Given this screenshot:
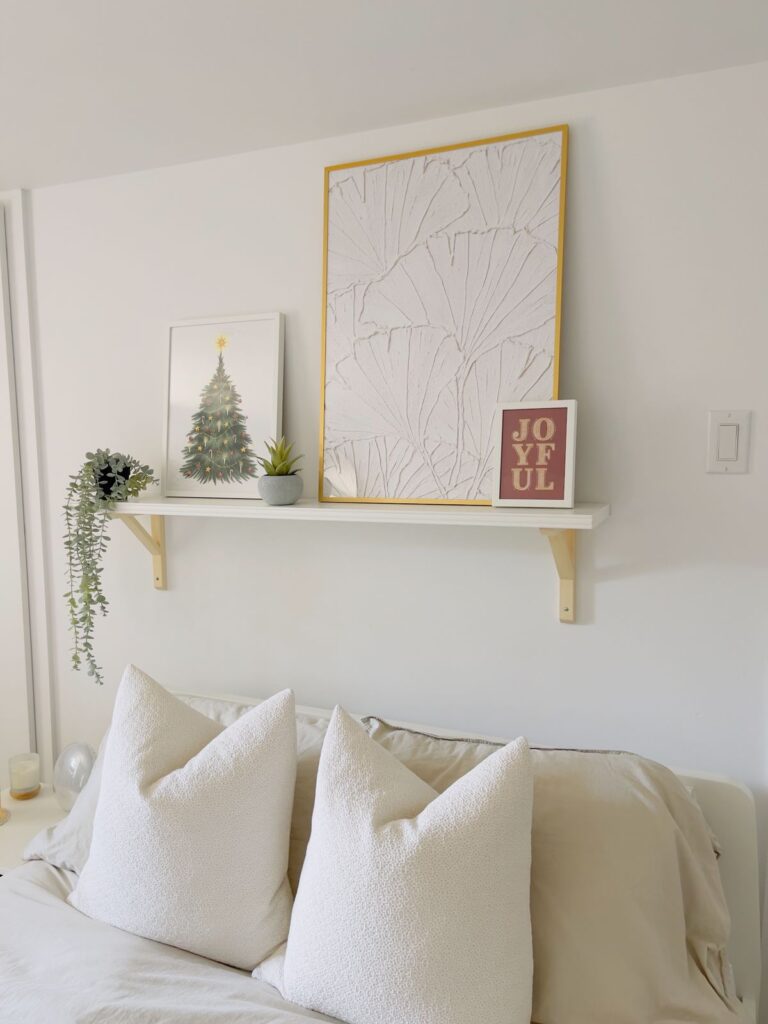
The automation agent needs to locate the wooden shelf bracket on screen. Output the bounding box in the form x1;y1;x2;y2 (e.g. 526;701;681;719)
112;513;167;590
540;528;576;623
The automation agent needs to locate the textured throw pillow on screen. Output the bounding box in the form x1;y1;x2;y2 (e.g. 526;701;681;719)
159;695;331;893
364;717;740;1024
27;696;329;892
276;707;534;1024
69;666;297;969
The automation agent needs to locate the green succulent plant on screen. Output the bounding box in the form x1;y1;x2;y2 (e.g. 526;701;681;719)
64;450;157;684
256;436;303;476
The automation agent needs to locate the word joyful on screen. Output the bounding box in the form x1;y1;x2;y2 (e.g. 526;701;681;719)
508;417;557;491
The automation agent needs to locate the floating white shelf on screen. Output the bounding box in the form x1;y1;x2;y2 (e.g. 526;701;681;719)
110;498;610;623
113;497;608;529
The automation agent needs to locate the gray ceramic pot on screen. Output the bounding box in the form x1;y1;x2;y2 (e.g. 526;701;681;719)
258;473;303;506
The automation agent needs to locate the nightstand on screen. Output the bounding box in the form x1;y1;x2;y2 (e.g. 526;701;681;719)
0;784;65;875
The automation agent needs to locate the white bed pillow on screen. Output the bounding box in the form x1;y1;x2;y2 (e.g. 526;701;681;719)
23;732;106;873
69;665;296;970
274;707;533;1024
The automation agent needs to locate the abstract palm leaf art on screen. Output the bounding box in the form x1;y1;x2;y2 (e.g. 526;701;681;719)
320;126;567;503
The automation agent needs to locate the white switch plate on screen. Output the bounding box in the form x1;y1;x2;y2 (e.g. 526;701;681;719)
706;410;750;473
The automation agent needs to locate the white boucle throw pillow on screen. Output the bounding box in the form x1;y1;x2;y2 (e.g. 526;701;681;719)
274;707;533;1024
69;665;296;969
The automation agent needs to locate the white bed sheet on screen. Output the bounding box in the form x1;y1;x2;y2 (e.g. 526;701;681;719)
1;858;755;1024
0;861;335;1024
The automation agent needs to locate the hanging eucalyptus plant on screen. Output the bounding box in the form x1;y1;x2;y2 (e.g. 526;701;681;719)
64;450;157;684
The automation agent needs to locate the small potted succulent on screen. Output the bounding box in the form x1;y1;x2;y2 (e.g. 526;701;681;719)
256;437;303;506
64;450;157;684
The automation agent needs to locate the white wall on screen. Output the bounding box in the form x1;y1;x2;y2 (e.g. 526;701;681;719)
25;60;768;893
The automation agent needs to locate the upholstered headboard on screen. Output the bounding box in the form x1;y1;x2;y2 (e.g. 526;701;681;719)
675;769;761;1022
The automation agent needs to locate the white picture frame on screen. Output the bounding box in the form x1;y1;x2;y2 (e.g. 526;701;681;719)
163;313;284;499
491;399;576;507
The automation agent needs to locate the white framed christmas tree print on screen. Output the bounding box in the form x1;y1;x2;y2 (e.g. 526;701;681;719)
163;313;284;498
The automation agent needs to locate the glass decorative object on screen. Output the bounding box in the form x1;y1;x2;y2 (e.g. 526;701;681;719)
0;791;9;826
53;743;96;812
9;753;40;800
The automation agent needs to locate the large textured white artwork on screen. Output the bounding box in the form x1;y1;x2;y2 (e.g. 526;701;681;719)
320;125;567;504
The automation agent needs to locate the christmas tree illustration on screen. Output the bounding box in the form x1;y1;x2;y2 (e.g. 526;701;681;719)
180;336;258;485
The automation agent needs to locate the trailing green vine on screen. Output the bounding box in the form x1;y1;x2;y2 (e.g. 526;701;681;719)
64;450;157;684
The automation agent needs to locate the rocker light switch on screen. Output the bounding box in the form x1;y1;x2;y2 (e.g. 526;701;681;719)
707;410;750;473
717;423;739;461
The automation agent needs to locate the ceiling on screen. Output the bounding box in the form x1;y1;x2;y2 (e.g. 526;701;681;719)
2;0;767;190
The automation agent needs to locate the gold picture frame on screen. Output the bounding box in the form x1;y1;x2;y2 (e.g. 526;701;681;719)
319;124;568;505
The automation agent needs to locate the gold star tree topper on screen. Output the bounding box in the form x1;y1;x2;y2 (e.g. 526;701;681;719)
216;335;229;351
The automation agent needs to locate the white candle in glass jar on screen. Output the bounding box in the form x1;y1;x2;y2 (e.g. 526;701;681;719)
9;753;40;795
14;763;37;788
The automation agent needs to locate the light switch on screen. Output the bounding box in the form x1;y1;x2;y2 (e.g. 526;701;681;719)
707;410;750;473
717;423;739;461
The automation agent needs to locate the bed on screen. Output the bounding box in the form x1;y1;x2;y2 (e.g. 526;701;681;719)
1;696;761;1024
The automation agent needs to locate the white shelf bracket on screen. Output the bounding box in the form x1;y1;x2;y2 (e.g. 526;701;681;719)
112;513;167;590
540;527;576;623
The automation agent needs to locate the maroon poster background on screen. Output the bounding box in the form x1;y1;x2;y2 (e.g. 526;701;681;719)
498;406;569;500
